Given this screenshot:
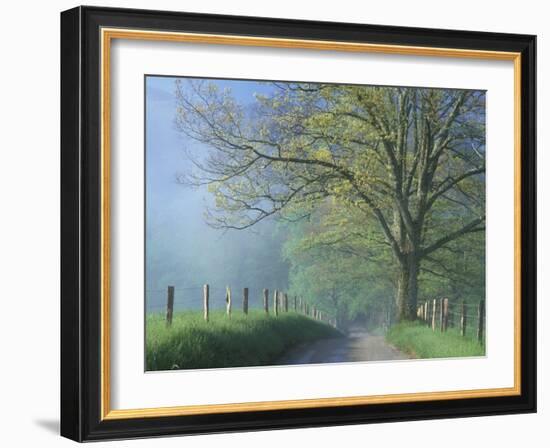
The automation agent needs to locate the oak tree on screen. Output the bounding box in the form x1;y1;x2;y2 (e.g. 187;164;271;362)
174;80;485;321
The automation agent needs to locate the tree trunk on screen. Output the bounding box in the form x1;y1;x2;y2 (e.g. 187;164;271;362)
396;252;419;322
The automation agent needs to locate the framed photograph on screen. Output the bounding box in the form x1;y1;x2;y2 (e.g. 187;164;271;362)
60;6;536;441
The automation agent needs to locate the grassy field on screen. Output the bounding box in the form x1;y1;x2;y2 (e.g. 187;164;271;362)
386;322;485;359
146;310;341;371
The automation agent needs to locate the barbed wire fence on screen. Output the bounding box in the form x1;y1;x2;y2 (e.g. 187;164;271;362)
416;298;485;344
146;284;338;329
147;285;483;341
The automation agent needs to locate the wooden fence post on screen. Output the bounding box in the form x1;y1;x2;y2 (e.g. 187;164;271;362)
263;288;269;314
442;298;449;332
460;300;467;337
424;301;429;325
225;286;232;318
431;299;437;331
477;299;485;343
273;290;279;316
203;284;209;322
438;298;444;332
243;287;249;315
293;295;297;311
284;293;288;312
166;285;174;327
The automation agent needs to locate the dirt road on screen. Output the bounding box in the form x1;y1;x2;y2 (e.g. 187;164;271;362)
278;327;410;365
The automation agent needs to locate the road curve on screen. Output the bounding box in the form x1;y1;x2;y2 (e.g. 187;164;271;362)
278;327;410;365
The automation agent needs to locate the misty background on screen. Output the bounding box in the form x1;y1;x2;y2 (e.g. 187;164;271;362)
145;76;289;313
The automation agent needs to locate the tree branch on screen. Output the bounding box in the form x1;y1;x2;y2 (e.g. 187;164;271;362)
420;217;485;257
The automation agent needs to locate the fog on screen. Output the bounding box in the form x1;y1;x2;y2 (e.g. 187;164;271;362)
145;77;290;313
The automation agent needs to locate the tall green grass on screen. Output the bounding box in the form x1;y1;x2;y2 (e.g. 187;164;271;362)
386;322;485;359
146;310;341;371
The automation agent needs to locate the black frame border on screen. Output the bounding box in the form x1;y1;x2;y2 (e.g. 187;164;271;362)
61;5;536;442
